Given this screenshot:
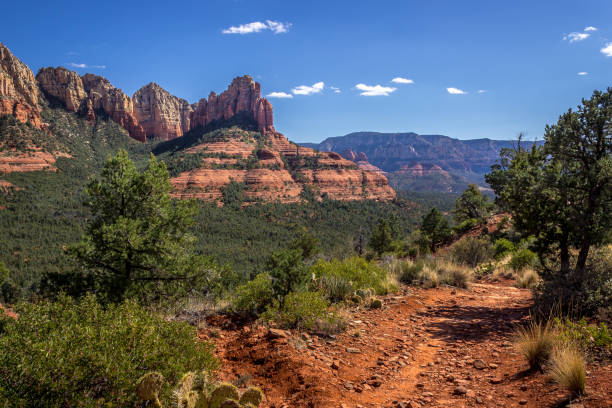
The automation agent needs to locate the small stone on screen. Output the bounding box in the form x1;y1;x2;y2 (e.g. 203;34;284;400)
520;384;528;391
473;359;486;369
519;400;527;405
453;386;468;395
331;360;340;370
346;347;361;354
489;363;498;369
490;377;503;384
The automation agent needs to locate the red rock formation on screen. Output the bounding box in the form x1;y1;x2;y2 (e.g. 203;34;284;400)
170;130;396;204
36;67;87;111
81;74;146;142
191;76;275;134
133;82;193;140
0;43;41;127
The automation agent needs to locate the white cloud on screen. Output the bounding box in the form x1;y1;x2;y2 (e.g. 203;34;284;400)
447;87;467;95
355;83;397;96
477;89;487;94
601;43;612;57
292;82;324;95
267;91;293;98
330;86;341;93
584;26;598;32
578;71;588;76
67;63;105;69
222;20;291;35
563;32;590;43
391;77;414;84
265;20;291;34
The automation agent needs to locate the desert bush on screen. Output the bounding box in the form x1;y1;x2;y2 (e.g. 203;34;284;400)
509;248;538;272
266;249;310;299
396;260;425;284
548;346;586;396
262;290;345;333
417;266;440;288
0;294;217;407
453;218;479;234
312;274;354;303
231;273;274;315
554;317;612;351
494;238;515;259
310;256;396;297
516;268;540;289
514;319;555;371
435;261;473;288
450;236;493;267
474;261;496;279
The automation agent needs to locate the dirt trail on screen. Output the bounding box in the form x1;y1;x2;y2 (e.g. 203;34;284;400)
203;281;612;408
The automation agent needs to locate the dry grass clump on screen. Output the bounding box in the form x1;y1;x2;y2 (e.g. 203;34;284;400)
516;268;540;289
435;260;473;289
514;319;556;371
417;266;439;288
548;346;586;396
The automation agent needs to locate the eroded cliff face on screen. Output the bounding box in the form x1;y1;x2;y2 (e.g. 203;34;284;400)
133;82;193;140
170;131;395;204
0;43;396;202
191;75;274;134
0;43;41;127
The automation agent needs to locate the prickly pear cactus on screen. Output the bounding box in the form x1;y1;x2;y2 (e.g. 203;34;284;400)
239;387;263;407
208;383;240;408
369;298;383;309
136;372;164;408
219;400;240;408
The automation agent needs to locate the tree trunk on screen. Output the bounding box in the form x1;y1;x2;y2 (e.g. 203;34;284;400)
559;231;570;275
575;237;591;276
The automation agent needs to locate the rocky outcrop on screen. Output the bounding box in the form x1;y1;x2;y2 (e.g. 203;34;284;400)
80;74;146;142
191;76;274;134
36;67;87;112
169;130;395;204
0;148;70;173
0;43;41;127
133;82;193;140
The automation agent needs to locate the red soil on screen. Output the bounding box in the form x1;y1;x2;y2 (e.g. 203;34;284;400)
203;281;612;408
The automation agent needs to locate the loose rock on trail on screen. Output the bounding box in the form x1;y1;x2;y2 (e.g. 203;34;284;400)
202;281;612;407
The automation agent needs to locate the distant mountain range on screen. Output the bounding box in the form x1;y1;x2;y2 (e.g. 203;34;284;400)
300;132;541;193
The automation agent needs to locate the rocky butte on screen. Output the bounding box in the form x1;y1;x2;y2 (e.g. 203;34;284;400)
0;42;395;202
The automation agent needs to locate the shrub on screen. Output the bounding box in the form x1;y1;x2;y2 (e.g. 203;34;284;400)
548;346;586;396
310;256;395;297
231;273;274;315
436;261;473;288
312;274;354;303
417;266;439;288
396;260;425;284
262;291;344;333
514;319;555;371
494;238;515;259
509;249;538;272
0;294;218;407
266;249;310;299
450;236;493;267
516;268;540;289
453;218;479;234
554;317;612;351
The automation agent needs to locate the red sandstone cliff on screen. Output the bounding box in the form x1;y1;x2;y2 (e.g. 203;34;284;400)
0;43;41;128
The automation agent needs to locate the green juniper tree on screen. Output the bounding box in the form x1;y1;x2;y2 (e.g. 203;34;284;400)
453;184;493;224
369;218;394;255
70;149;210;302
486;88;612;280
420;208;453;252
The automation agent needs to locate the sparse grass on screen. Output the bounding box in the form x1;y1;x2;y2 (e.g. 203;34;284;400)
548;346;587;396
516;268;540;289
435;260;473;288
417;266;439;288
514;319;556;371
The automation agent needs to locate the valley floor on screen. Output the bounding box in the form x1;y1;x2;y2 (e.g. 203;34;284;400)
202;282;612;408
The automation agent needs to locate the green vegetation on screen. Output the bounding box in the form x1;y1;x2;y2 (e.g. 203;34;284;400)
486;88;612;316
70;150;212;303
0;294;217;407
453;183;493;224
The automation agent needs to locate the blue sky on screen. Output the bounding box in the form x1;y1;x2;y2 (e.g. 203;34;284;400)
2;0;611;142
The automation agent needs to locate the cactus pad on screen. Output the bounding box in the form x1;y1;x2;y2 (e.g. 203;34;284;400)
239;387;263;407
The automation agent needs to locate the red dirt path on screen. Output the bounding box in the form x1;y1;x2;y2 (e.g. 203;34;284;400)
202;282;612;408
